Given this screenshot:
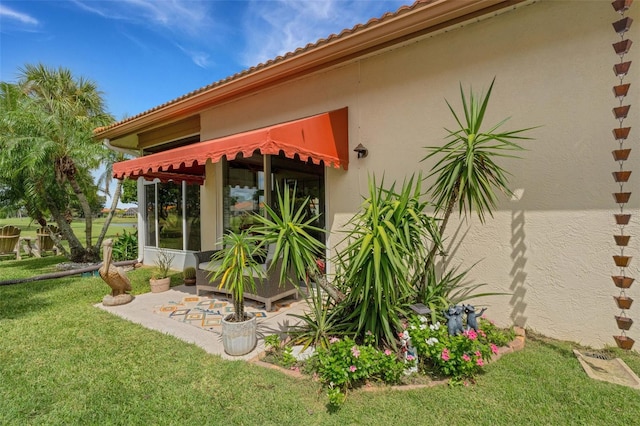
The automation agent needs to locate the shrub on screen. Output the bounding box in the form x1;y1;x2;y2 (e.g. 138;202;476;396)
308;334;406;407
111;229;138;261
406;314;511;382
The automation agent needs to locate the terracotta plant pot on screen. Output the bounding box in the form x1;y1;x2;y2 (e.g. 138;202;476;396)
613;61;632;77
615;316;633;331
612;275;635;288
612;127;631;140
613;39;633;55
612;0;633;13
613;255;632;267
614;296;634;310
612;149;631;162
613;335;635;350
613;192;631;203
184;277;196;286
613;83;630;98
613;171;632;182
614;213;631;225
612;17;633;35
613;105;630;120
614;235;631;246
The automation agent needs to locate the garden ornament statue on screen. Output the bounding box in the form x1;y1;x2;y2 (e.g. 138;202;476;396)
399;330;418;374
464;304;487;332
444;305;465;336
99;238;133;306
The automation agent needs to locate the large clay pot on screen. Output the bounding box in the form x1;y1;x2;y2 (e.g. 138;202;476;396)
221;313;257;356
150;277;171;293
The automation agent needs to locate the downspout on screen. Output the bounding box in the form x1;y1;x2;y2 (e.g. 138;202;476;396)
610;0;634;350
102;138;145;264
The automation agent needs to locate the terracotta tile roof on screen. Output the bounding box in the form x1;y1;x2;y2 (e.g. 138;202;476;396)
94;0;432;135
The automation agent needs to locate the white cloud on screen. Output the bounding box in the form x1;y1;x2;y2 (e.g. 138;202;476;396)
0;4;39;25
240;0;407;67
72;0;216;37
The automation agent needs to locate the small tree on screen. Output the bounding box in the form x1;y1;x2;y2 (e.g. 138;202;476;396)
420;78;536;293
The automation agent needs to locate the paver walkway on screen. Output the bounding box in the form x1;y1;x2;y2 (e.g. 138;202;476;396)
96;284;307;361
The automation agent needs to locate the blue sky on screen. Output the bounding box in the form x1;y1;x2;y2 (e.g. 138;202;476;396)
1;0;408;121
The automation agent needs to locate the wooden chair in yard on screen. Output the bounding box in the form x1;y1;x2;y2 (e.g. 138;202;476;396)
0;225;22;260
35;225;61;257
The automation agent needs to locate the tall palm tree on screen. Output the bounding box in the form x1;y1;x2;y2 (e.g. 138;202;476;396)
422;78;535;275
0;64;114;262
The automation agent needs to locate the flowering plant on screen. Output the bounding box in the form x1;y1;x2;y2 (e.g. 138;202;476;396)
406;314;509;382
309;333;405;406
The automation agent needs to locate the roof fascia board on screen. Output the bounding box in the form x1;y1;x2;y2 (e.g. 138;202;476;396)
97;0;525;141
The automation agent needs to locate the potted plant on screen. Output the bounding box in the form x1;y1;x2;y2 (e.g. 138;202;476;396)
183;266;196;286
208;230;265;356
150;248;174;293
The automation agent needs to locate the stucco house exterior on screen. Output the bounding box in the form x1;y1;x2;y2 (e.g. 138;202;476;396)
95;0;638;349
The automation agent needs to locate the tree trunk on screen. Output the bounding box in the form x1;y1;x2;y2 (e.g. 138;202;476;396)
94;178;123;252
66;172;93;248
311;270;346;303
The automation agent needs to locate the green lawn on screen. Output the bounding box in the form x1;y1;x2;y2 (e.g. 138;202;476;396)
0;216;137;243
1;258;639;424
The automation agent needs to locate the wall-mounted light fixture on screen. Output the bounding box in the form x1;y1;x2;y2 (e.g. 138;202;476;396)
354;143;368;159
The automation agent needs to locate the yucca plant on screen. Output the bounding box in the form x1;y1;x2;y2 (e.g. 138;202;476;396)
208;230;265;322
252;183;346;302
334;174;440;347
423;78;535;264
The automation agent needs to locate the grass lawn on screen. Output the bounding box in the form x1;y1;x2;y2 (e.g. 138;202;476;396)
0;216;137;246
1;258;639;424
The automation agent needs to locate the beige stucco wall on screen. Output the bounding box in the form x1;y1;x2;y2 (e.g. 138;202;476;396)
196;0;638;348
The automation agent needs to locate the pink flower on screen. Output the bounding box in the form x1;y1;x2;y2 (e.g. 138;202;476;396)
329;337;339;344
351;346;361;358
406;354;415;361
479;330;486;338
441;348;450;361
384;349;392;356
490;343;499;355
349;365;357;372
466;329;478;340
476;358;484;367
475;351;482;358
462;354;471;362
290;366;300;372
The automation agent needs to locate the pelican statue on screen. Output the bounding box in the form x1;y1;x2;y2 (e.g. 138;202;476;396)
99;238;133;306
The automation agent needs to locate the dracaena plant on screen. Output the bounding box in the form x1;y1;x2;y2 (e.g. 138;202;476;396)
421;78;536;286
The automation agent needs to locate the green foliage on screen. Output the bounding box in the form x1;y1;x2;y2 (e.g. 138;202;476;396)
263;335;298;368
120;178;138;204
252;183;325;286
309;334;405;407
153;249;174;280
0;64;115;262
407;315;511;382
110;229;138;261
287;284;344;351
334;175;440;346
423;78;535;224
208;230;265;322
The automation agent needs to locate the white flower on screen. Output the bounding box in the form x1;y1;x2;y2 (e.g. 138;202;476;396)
419;324;427;330
419;316;428;323
401;330;410;340
410;325;416;330
425;337;439;346
429;322;441;331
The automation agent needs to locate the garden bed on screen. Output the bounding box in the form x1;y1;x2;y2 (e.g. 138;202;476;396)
252;326;526;391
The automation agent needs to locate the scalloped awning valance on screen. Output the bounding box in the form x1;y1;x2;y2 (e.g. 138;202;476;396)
112;108;349;184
